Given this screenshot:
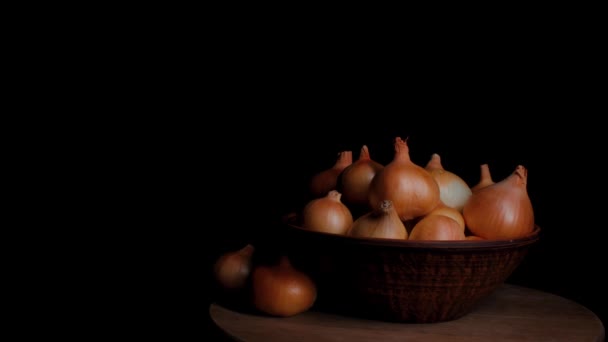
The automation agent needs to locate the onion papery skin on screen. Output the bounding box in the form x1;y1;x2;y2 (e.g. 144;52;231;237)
425;202;465;231
338;145;384;215
463;165;534;240
252;256;317;317
302;190;353;235
409;215;465;241
348;200;407;240
425;153;472;212
213;244;255;290
368;137;440;221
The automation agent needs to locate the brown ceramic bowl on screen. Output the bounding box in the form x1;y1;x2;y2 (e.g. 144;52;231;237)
282;215;540;323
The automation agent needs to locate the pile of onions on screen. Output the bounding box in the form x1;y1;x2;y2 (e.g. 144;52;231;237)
302;190;353;235
338;145;384;212
348;200;407;239
424;153;472;212
252;255;317;317
309;151;352;198
471;163;495;192
297;138;536;243
213;244;255;290
409;215;465;241
463;165;534;240
368;137;440;221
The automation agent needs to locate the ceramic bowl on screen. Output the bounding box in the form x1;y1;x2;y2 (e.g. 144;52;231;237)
282;215;540;323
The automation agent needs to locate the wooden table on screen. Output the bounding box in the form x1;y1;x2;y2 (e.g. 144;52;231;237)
210;284;605;342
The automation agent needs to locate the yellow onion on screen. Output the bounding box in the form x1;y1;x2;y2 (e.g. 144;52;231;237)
425;201;465;231
309;150;352;198
252;255;317;317
302;190;353;235
213;244;255;290
338;145;384;213
409;215;465;241
424;153;472;212
368;137;440;221
348;200;407;240
471;163;495;192
463;165;534;240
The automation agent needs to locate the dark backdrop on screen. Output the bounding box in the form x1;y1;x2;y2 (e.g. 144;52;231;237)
196;110;606;339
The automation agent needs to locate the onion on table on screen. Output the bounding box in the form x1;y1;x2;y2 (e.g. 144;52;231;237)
252;255;317;317
213;244;255;290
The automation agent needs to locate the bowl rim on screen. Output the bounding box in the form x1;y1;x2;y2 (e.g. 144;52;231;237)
283;214;541;250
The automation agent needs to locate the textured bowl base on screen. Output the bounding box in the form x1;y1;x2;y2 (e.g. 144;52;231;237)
308;279;506;323
284;219;540;323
